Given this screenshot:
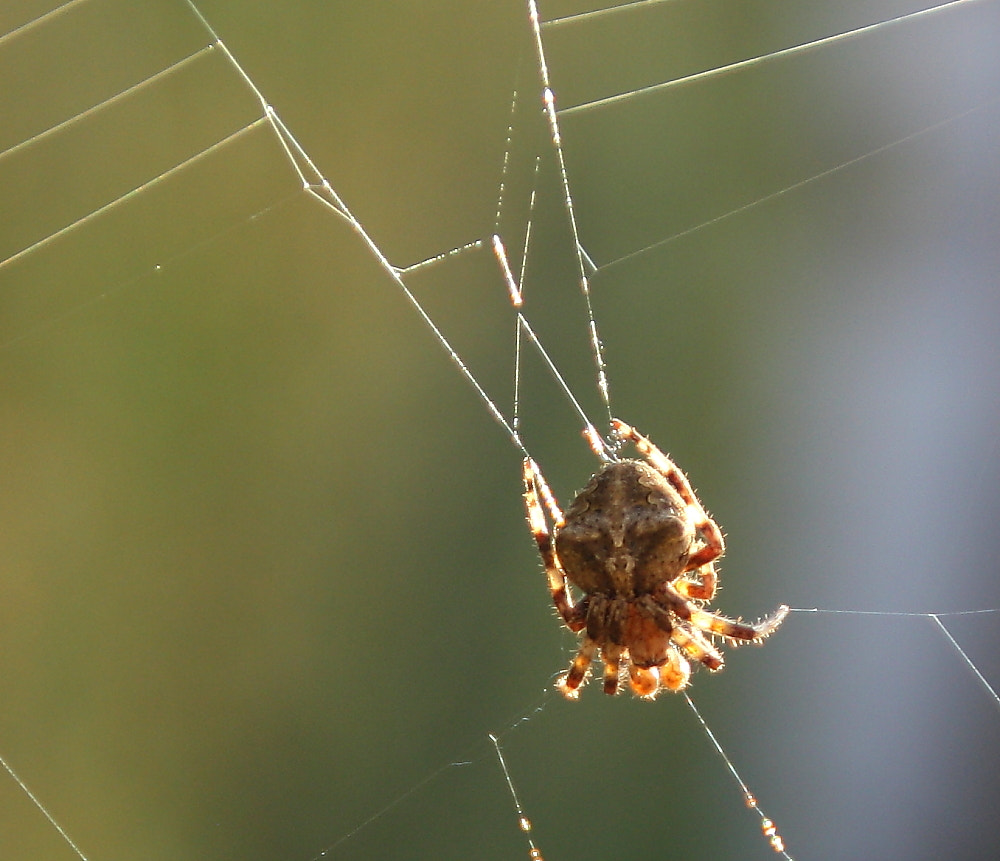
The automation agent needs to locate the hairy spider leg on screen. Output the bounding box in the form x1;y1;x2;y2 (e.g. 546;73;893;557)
668;620;725;670
659;584;790;642
557;636;598;698
601;643;625;695
674;563;718;602
659;648;691;692
522;458;585;632
628;662;661;697
524;458;602;697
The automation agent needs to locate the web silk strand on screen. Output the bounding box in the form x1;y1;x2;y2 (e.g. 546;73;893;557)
527;0;613;432
682;694;793;859
556;0;991;116
0;753;89;861
180;1;529;458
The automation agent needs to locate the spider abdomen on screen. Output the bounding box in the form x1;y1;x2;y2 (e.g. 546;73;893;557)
555;460;694;596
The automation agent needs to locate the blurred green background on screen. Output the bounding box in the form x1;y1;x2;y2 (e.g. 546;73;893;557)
2;1;1000;859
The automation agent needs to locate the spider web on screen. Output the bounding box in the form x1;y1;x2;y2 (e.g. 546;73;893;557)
2;1;1000;859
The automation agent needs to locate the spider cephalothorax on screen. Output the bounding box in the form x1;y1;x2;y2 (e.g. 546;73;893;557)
523;418;788;699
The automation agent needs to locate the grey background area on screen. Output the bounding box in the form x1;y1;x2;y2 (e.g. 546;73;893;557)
2;1;999;859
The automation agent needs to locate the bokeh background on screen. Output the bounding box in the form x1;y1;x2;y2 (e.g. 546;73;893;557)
2;1;1000;859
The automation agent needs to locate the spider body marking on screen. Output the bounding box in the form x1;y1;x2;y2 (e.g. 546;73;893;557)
523;418;788;699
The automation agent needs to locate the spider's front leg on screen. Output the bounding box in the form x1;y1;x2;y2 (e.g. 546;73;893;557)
557;636;599;699
522;458;585;632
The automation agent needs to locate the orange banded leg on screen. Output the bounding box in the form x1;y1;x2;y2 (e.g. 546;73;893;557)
557;637;598;699
660;648;691;692
628;663;660;698
601;643;625;695
674;561;718;602
669;621;724;671
523;458;584;631
660;585;789;643
687;605;789;641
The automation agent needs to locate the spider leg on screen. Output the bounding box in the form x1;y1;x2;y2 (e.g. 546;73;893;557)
674;561;718;602
669;620;724;670
557;636;599;699
659;648;691;692
601;643;625;695
660;584;789;642
611;418;724;575
628;662;660;698
523;458;585;632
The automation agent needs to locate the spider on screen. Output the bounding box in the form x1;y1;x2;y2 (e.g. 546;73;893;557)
523;418;788;699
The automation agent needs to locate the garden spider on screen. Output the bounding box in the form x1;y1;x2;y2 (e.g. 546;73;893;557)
523;419;788;699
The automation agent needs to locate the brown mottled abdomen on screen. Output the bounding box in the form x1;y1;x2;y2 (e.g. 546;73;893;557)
555;460;694;596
